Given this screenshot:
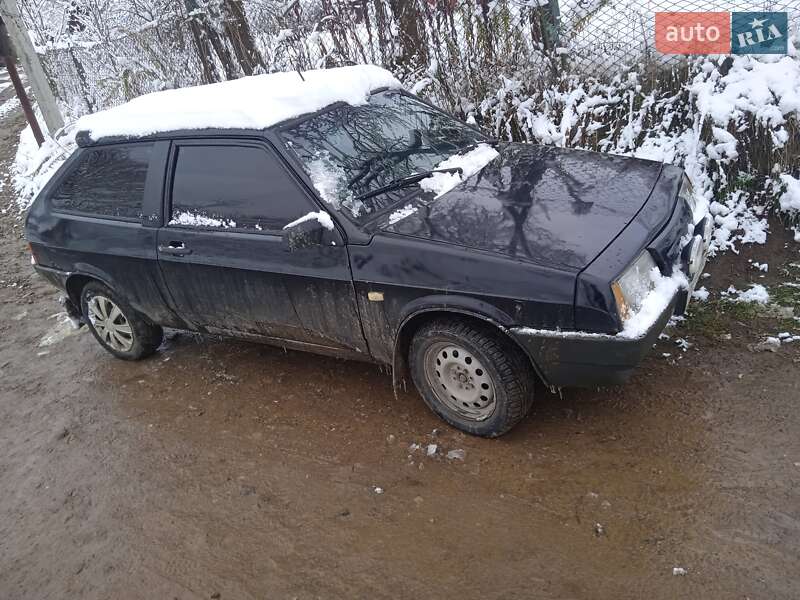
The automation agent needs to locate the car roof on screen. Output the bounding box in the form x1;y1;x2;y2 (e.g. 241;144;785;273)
74;65;400;147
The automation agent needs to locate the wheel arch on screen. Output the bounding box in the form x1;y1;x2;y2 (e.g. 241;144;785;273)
65;272;112;314
391;306;547;394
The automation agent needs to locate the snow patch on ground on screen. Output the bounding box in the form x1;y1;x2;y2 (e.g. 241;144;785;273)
419;143;499;198
38;312;82;347
76;65;401;141
728;284;770;304
283;211;334;231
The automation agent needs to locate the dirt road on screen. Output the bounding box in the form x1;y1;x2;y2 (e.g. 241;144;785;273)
1;106;799;600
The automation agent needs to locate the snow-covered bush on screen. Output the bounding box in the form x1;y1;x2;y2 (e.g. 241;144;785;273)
467;48;800;251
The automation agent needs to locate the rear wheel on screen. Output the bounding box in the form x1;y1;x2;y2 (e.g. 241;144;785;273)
80;281;163;360
409;318;535;437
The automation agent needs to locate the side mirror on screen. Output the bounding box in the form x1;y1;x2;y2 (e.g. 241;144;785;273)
282;213;337;251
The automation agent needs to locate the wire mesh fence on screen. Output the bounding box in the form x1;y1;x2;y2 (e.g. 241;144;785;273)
29;0;800;119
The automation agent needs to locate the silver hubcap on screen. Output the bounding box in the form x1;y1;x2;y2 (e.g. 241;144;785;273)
424;342;496;421
87;295;134;352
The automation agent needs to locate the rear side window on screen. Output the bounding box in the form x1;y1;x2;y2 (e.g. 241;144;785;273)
169;144;312;232
50;143;153;220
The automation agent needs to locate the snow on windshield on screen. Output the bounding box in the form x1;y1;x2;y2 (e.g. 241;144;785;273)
305;150;367;218
419;143;500;198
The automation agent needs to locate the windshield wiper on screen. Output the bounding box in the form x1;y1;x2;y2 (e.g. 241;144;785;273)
355;167;463;202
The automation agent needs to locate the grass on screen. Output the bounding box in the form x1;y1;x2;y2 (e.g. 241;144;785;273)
685;300;767;338
770;283;800;311
685;284;798;339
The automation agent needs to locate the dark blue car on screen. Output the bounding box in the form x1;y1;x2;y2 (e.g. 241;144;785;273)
25;77;711;436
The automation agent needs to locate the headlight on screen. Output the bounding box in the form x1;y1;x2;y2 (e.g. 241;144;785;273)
611;251;659;321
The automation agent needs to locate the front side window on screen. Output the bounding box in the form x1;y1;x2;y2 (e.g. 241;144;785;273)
169;144;311;232
50;143;152;220
282;90;485;222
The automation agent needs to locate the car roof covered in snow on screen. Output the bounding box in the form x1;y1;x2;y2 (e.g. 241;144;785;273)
74;65;401;146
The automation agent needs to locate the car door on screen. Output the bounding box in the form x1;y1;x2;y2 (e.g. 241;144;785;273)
156;137;368;353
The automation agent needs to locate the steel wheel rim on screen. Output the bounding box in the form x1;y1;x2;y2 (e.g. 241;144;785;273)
87;295;134;352
423;342;496;421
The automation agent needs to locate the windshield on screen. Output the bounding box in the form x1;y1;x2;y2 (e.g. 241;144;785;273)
281;90;486;222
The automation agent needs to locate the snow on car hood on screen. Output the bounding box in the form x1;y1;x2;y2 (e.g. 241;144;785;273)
76;65;401;141
383;143;666;270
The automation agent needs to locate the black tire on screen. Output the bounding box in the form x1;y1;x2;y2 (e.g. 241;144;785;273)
80;281;163;360
409;318;535;437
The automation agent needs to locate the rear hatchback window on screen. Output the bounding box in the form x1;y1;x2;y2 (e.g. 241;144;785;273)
50;143;153;221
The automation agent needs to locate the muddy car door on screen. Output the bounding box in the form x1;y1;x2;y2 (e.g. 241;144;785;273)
156;138;368;353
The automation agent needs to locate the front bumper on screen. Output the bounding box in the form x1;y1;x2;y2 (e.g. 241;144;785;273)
510;295;678;388
511;213;711;389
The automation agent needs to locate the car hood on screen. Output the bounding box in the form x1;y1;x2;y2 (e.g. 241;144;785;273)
380;143;665;270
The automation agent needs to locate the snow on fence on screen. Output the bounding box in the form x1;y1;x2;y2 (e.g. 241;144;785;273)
27;0;800;119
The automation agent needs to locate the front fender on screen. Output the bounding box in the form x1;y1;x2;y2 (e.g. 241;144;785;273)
390;297;545;394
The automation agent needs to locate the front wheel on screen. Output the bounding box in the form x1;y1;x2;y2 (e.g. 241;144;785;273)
81;281;163;360
409;319;535;437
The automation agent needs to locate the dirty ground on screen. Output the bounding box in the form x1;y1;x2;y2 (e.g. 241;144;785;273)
1;101;799;599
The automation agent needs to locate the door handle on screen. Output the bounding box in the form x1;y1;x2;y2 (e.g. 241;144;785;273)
158;242;192;256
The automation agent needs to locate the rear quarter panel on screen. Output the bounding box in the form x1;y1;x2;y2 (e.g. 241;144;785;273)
25;146;179;326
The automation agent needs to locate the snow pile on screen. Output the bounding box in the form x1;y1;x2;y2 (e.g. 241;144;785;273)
692;55;800;130
780;174;800;215
169;211;236;228
283;211;334;231
618;268;688;340
708;192;769;251
12;125;76;212
76;65;401;141
419;144;499;198
727;284;770;304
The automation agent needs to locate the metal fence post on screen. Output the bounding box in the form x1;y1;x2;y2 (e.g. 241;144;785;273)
542;0;561;51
